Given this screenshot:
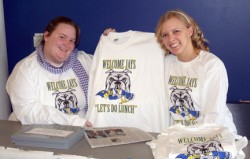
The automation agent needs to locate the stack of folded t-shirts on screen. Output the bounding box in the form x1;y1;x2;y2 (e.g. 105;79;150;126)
147;123;248;159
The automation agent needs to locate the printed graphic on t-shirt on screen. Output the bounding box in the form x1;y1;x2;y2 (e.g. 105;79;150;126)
96;59;136;104
46;78;78;91
169;86;200;126
46;78;80;115
96;69;134;104
175;140;231;159
52;88;79;114
94;59;138;114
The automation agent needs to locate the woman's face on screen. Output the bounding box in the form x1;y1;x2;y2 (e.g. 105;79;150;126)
160;17;193;57
43;23;76;66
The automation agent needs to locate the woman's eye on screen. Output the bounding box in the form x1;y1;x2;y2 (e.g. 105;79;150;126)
70;39;76;44
161;33;168;38
173;30;180;34
59;35;65;40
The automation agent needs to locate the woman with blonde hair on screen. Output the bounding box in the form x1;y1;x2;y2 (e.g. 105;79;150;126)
156;9;236;134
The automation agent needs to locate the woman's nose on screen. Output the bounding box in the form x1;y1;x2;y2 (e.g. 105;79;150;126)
168;34;175;42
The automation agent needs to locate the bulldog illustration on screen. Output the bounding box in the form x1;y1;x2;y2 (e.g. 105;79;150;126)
53;88;79;114
170;86;194;110
187;140;224;155
105;69;131;93
96;69;134;104
176;140;231;159
169;86;200;121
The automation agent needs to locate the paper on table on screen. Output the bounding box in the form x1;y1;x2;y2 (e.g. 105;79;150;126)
0;147;97;159
53;154;97;159
25;127;73;137
0;147;53;159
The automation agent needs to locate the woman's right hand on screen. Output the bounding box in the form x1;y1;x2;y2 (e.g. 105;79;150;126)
84;120;92;127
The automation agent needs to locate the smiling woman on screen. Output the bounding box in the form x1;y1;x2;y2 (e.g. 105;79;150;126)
43;18;78;67
155;9;237;134
6;16;93;127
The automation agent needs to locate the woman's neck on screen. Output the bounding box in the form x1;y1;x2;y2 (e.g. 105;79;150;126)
44;53;64;67
177;48;200;62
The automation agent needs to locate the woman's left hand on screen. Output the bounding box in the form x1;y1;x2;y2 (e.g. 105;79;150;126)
103;28;116;36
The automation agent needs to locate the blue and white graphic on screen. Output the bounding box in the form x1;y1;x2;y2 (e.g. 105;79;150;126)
169;86;200;122
53;89;79;114
175;140;231;159
96;69;134;104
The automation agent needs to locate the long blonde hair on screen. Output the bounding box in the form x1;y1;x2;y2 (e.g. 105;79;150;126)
155;9;209;53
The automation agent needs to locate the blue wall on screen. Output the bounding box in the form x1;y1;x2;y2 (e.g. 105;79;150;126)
3;0;250;102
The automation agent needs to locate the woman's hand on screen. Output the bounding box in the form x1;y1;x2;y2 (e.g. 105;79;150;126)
103;28;116;36
84;120;92;127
